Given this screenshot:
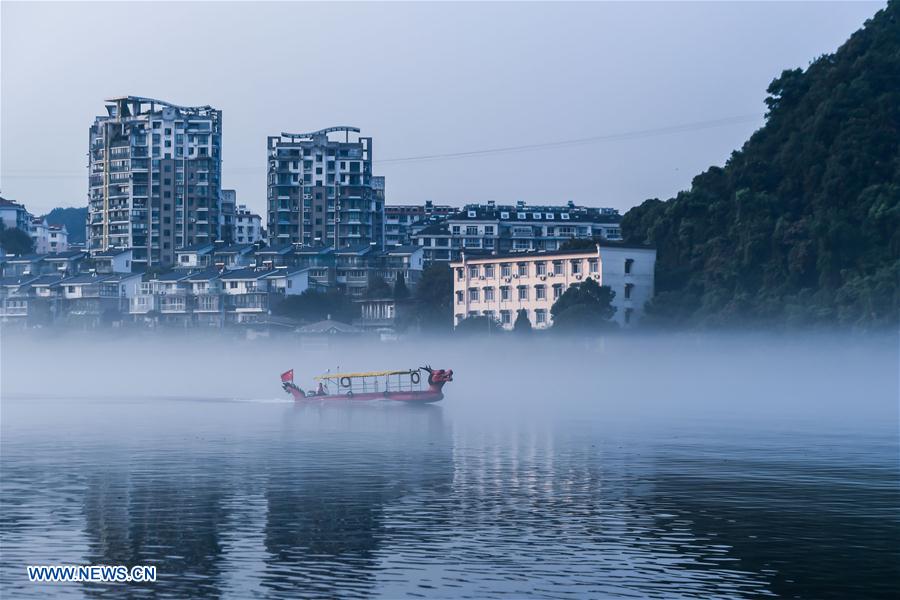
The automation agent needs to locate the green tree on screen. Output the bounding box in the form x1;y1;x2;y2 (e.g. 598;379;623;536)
454;314;501;336
620;1;900;329
513;308;532;333
551;278;616;320
558;238;600;251
0;224;35;255
550;278;617;332
274;289;356;323
409;263;454;332
42;207;87;244
393;272;410;300
366;275;392;298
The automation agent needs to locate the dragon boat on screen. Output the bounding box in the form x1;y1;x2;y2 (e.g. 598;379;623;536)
280;366;453;403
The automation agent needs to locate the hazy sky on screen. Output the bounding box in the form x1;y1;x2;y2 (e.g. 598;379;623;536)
1;1;884;217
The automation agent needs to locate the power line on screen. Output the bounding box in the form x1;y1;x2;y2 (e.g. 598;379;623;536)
375;114;763;164
0;114;763;180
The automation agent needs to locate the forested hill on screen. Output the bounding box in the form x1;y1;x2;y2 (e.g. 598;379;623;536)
42;207;87;244
621;1;899;328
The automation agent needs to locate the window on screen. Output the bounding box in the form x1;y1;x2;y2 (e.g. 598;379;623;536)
552;261;563;275
501;286;510;301
452;225;461;235
468;288;479;302
517;263;528;277
500;310;511;324
456;268;464;280
571;260;582;275
561;213;570;220
456;291;464;304
535;309;547;324
484;264;495;278
624;283;634;299
466;226;478;235
484;287;495;301
589;259;599;273
500;212;510;219
518;286;528;301
536;262;546;276
484;225;494;235
625;258;634;275
501;264;511;278
468;266;478;278
517;213;526;220
535;285;546;300
546;213;554;220
467;210;476;218
229;281;237;289
533;212;542;220
553;284;563;299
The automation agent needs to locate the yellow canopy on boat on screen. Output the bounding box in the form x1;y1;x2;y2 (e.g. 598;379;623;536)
314;369;418;381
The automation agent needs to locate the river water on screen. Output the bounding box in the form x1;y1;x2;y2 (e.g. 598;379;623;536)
1;334;898;598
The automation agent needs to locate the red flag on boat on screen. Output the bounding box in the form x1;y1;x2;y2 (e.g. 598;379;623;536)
281;369;294;383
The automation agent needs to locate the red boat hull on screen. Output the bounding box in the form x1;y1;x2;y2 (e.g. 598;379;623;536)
286;386;444;403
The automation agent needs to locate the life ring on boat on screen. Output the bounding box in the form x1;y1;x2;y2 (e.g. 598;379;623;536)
410;371;420;385
346;390;354;398
340;376;352;388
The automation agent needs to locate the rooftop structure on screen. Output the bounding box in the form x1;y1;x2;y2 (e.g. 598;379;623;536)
267;126;384;249
413;200;623;263
87;95;223;268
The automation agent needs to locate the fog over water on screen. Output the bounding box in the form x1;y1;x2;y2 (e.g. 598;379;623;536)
1;332;898;598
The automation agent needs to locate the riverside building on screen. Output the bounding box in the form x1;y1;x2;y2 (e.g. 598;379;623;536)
413;201;622;263
266;127;384;249
87;96;223;269
450;243;656;329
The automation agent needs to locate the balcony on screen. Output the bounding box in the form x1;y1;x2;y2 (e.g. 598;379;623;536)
159;295;188;314
194;294;221;313
129;295;157;314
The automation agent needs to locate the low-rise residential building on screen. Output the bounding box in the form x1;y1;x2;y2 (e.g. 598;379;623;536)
0;274;42;323
294;246;336;289
253;244;295;269
2;255;45;277
42;251;87;275
334;245;377;298
93;248;133;274
450;243;655;330
58;272;142;325
375;245;425;288
0;197;32;232
29;218;69;254
220;189;237;244
414;201;622;263
175;243;216;269
385;201;455;246
212;244;255;270
234;204;263;245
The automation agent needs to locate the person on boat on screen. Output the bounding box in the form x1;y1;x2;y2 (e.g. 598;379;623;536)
315;382;327;396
